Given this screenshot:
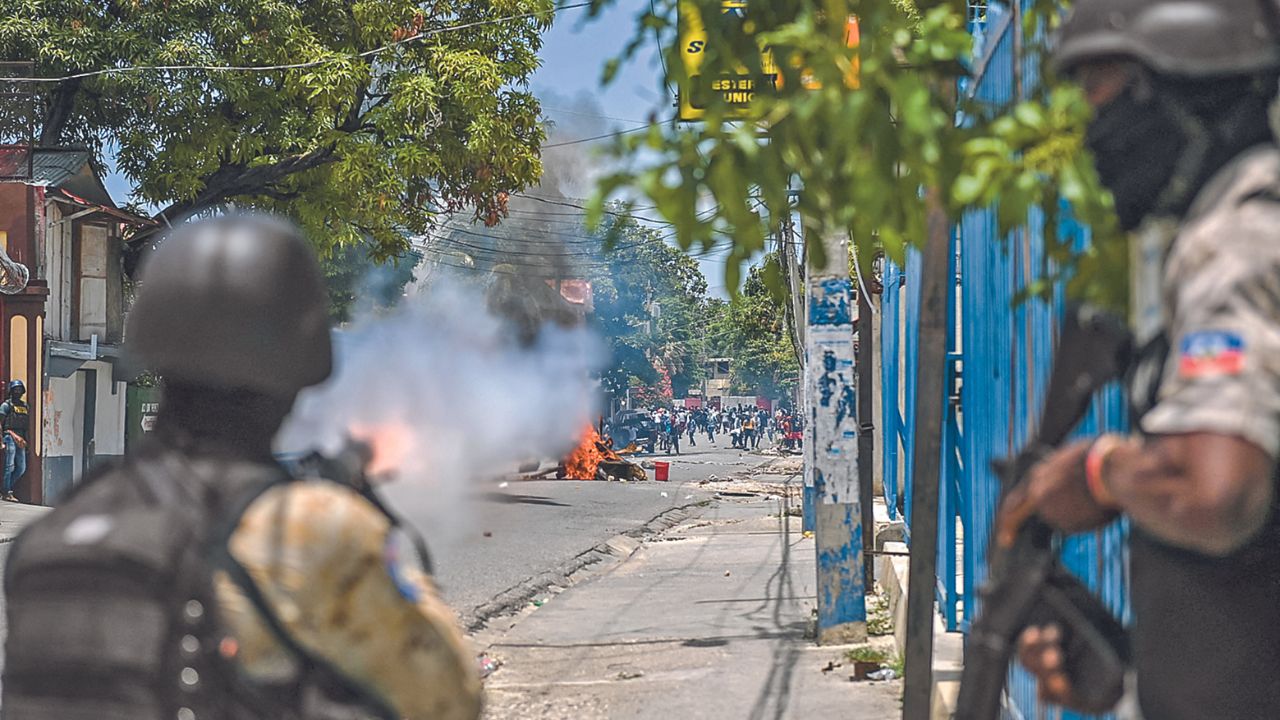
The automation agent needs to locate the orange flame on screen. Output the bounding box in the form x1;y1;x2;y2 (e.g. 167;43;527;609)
349;422;416;477
563;425;609;480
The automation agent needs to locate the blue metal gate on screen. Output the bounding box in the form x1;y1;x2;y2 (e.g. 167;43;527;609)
878;2;1132;717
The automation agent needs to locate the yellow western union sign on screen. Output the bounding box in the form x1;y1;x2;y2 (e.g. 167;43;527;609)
677;0;777;121
677;2;860;122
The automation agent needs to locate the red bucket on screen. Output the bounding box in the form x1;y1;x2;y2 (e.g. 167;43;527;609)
653;461;670;482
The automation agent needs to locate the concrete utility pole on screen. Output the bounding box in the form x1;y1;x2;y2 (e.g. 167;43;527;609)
804;228;867;645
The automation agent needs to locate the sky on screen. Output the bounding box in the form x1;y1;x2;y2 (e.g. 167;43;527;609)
104;2;741;297
530;3;741;297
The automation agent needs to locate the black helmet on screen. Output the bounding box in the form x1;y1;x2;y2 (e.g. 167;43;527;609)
1054;0;1280;78
126;215;333;396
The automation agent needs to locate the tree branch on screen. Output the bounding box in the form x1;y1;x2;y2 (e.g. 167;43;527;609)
40;79;82;145
146;146;338;231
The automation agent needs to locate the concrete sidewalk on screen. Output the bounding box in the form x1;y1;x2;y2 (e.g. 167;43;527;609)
480;498;901;719
0;501;49;544
0;500;50;682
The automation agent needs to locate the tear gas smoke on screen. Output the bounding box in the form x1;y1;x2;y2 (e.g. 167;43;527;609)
276;279;603;533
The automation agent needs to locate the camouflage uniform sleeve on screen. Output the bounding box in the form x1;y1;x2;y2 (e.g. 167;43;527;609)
215;481;482;720
1141;192;1280;457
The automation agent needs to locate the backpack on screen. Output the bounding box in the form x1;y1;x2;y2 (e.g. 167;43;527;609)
1;443;397;720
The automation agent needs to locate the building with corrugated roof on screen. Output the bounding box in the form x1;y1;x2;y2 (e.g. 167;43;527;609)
0;145;153;502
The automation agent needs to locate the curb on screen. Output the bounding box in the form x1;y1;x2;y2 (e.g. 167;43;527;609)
877;540;964;720
465;499;711;633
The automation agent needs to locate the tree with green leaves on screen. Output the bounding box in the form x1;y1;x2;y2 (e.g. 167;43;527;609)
322;244;419;323
706;254;801;401
0;0;551;258
574;216;710;402
589;0;1125;307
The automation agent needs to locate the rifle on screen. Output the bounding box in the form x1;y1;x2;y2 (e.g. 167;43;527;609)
296;438;436;576
955;306;1133;719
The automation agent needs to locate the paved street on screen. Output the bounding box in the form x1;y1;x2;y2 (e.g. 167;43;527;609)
478;478;902;719
383;442;762;625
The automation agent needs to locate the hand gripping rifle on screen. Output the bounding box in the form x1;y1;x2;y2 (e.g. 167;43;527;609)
954;306;1133;719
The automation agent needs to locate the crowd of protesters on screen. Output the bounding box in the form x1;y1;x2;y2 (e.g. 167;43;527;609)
645;404;803;454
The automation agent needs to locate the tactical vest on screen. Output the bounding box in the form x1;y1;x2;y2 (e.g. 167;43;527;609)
1;444;396;720
2;400;29;438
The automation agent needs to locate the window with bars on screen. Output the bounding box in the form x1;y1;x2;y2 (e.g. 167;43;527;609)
968;0;989;26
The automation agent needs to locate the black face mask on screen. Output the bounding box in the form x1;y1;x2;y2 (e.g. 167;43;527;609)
1085;85;1188;231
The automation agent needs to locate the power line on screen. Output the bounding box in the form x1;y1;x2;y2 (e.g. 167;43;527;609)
543;125;648;148
649;0;678;100
0;1;594;83
541;106;650;126
442;221;632;245
512;193;677;224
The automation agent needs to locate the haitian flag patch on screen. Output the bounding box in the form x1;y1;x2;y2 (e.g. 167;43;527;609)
1179;330;1245;378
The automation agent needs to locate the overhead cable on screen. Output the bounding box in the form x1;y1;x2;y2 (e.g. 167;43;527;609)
0;1;593;83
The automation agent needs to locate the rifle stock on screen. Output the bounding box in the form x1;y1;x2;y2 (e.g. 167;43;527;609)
954;306;1132;720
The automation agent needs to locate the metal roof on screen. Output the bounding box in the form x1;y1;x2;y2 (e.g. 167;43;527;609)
0;146;115;207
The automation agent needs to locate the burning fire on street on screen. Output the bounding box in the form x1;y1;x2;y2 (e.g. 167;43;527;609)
559;425;646;482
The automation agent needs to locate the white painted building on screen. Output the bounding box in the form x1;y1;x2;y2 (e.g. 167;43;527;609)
32;149;148;501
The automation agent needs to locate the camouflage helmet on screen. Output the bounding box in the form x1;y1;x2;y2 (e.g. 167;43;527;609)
126;215;333;396
1054;0;1280;78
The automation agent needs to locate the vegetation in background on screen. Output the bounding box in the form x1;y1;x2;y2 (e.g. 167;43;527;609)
585;217;710;400
706;254;800;400
589;0;1127;309
323;244;420;323
0;0;553;259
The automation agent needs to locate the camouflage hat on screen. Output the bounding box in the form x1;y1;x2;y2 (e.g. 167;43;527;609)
1054;0;1280;78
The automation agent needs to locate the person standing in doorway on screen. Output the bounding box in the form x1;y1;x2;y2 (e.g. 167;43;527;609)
0;380;30;502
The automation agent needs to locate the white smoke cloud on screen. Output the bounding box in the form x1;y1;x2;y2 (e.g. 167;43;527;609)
275;278;602;534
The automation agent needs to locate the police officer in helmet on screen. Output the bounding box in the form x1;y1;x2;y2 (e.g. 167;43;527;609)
998;0;1280;717
2;215;480;719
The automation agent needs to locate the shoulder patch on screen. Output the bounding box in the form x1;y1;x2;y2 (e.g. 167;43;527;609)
1179;330;1245;378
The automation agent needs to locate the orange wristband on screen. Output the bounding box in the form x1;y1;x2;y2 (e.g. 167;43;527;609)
1085;434;1123;508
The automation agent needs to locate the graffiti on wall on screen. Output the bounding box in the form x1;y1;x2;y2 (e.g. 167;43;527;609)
808;277;853;326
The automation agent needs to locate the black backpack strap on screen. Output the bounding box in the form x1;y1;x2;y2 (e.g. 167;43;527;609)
206;472;400;720
352;480;436;578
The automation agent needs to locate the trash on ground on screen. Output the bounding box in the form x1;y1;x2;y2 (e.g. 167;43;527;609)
867;668;898;681
615;669;644;681
498;481;510;488
478;655;502;679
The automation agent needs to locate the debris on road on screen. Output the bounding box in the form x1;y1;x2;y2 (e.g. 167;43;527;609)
867;668;898;681
478;655;502;679
615;669;645;681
